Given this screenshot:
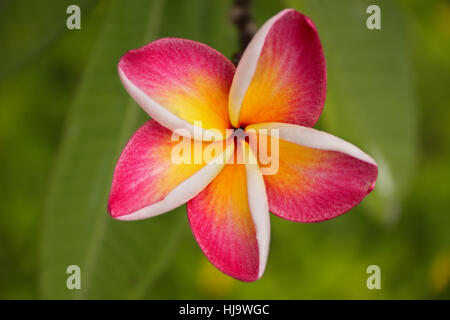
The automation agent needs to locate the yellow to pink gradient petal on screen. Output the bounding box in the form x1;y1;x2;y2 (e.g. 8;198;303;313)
229;9;326;128
119;38;235;139
108;120;234;221
188;140;269;281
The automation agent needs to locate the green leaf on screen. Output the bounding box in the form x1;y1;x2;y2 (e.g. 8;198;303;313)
0;0;97;80
286;0;419;224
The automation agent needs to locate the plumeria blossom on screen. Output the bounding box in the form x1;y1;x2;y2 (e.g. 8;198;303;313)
108;9;378;281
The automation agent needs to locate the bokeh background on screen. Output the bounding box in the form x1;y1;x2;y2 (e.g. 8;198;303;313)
0;0;449;299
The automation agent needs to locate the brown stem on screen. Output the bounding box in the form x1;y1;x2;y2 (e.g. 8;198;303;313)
229;0;258;65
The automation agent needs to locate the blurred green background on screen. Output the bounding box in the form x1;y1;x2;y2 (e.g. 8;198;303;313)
0;0;449;299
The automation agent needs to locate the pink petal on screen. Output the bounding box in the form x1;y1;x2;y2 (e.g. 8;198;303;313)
187;141;270;281
108;120;234;220
229;9;326;128
119;38;235;139
247;123;378;222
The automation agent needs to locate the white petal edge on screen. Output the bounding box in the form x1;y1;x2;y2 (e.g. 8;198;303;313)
228;9;292;127
116;142;235;221
247;122;377;166
119;67;225;141
242;141;271;279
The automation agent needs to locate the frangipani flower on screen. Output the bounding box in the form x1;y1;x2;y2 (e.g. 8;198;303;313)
108;9;378;281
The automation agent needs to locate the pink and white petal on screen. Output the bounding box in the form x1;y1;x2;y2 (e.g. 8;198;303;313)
108;120;234;221
119;38;235;139
229;9;326;128
187;141;270;281
246;123;378;222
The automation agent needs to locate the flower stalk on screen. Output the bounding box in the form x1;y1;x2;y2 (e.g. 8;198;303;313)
229;0;258;65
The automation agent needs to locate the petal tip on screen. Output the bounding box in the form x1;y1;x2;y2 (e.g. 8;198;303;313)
107;195;125;219
367;165;379;194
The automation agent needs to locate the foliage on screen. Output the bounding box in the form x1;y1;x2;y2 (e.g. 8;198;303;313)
0;0;449;299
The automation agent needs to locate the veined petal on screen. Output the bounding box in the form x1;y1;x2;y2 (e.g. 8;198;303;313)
229;9;326;128
119;38;235;139
246;123;377;222
108;120;234;221
187;141;270;281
